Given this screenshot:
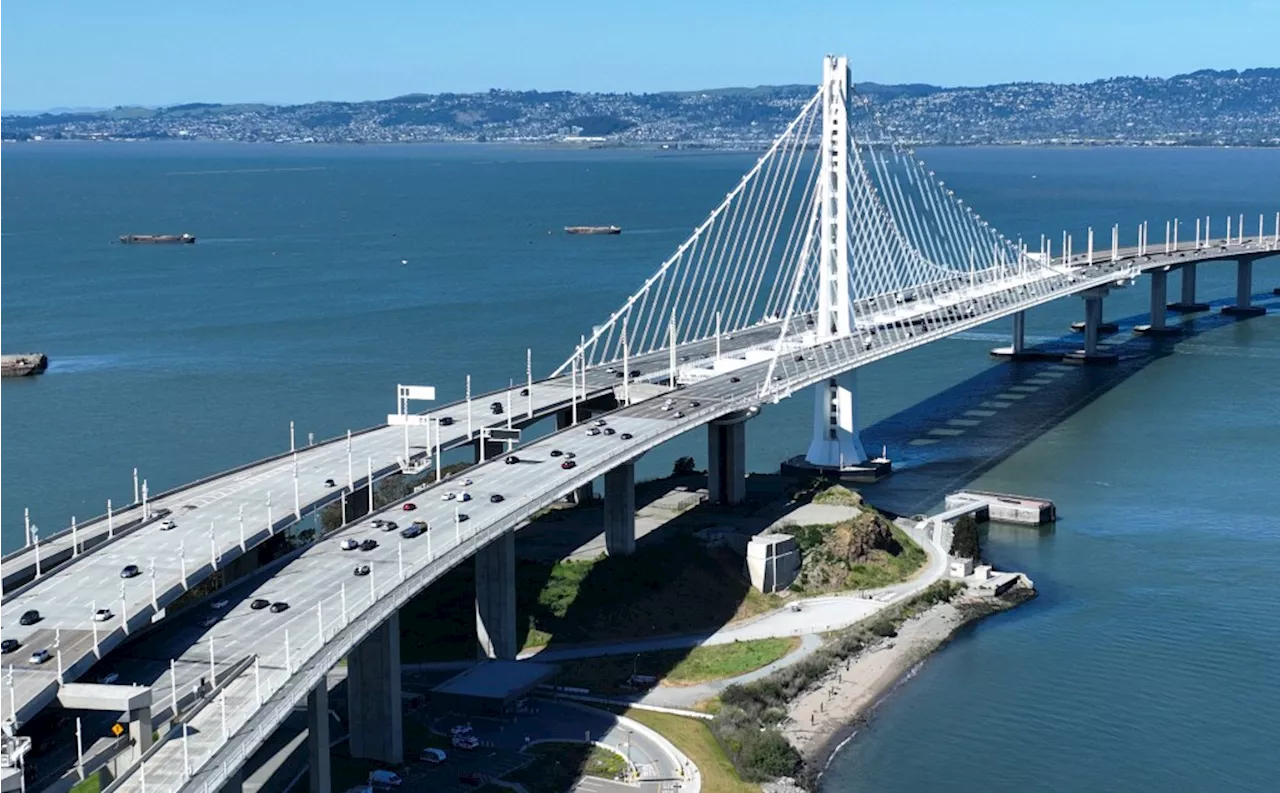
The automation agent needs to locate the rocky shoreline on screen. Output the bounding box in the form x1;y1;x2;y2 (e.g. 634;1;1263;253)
769;583;1037;793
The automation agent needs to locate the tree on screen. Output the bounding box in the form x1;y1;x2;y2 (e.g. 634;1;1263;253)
950;514;981;561
672;456;697;477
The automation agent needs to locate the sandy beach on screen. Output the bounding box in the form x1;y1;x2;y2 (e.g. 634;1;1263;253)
782;590;1031;765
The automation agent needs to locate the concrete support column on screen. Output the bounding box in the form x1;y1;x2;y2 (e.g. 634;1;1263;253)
472;438;505;464
1066;290;1118;364
603;462;636;556
1168;262;1210;312
1011;310;1026;354
1136;269;1181;336
219;769;243;793
307;680;331;793
224;546;260;583
1222;258;1266;317
127;706;153;762
708;420;747;506
804;370;868;469
347;613;403;764
475;533;517;659
556;409;593;504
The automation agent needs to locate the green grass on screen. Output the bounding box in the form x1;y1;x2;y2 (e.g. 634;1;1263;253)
811;484;863;506
554;637;799;694
69;772;102;793
843;524;926;589
620;708;761;793
506;742;626;792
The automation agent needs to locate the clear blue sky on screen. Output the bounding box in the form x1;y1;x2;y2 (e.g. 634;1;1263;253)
3;0;1276;110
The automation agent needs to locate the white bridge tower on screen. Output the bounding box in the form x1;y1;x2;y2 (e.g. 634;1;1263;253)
804;55;870;470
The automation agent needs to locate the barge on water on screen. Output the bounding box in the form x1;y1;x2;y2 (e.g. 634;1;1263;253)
2;353;49;378
564;225;621;235
119;233;196;244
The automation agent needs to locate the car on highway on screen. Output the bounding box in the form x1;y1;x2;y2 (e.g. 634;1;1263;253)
269;602;289;613
441;491;456;501
520;387;530;396
380;521;399;532
603;428;616;435
341;538;360;551
324;479;336;488
371;519;387;528
360;539;378;551
489;494;504;503
550;449;563;457
251;599;271;610
459;492;472;502
690;400;701;407
368;769;402;787
489;401;503;414
586;427;601;436
462;478;473;486
449;724;473;736
620;433;633;440
29;649;51;665
504;455;519;465
451;733;479;750
120;564;140;579
731;376;741;383
400;524;426;539
593;418;607;427
564;452;576;459
1;640;19;655
674;411;685;418
93;609;113;622
402;503;417;511
457;513;469;522
160;520;177;531
561;460;577;470
353;564;371;577
19;610;41;626
440;416;454;426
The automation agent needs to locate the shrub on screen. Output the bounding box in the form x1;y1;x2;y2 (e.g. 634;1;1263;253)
950;514;981;560
672;456;697;476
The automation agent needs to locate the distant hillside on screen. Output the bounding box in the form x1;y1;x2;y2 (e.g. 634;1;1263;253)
4;68;1277;147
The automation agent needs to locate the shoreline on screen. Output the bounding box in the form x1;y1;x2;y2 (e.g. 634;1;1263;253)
780;585;1036;791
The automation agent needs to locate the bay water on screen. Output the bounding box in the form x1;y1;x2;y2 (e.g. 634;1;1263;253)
2;142;1277;791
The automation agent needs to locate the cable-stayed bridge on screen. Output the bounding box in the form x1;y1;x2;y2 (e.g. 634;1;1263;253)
2;56;1276;793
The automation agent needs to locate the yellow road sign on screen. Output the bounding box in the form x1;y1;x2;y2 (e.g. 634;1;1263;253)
111;723;124;737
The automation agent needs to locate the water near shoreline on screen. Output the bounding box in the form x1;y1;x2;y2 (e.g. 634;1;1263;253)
3;143;1278;792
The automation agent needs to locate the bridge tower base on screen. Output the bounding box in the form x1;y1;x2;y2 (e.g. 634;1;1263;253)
307;680;332;793
1065;290;1119;364
475;533;517;659
557;409;594;504
1168;262;1210;313
347;613;403;765
603;462;637;555
784;371;891;483
1222;258;1267;317
991;310;1057;361
1136;268;1183;336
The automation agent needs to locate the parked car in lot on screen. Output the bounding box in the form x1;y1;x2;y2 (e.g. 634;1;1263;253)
368;769;402;787
420;747;447;764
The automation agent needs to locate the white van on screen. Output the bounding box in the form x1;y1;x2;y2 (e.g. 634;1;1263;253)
367;770;402;787
420;747;447;764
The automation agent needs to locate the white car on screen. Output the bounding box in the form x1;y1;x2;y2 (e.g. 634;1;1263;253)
462;478;473;486
441;492;456;501
420;747;447;764
28;649;50;665
340;539;360;551
92;609;113;622
586;427;601;436
160;520;177;531
458;492;472;503
451;734;479;750
211;599;229;609
450;724;473;736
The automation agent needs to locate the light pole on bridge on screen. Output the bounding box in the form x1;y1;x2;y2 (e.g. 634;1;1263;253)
133;467;140;504
179;540;187;589
526;348;533;419
30;526;41;578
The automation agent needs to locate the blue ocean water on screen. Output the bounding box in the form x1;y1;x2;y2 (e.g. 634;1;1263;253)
2;142;1278;791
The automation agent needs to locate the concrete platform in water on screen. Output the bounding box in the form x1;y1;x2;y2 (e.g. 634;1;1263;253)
944;489;1056;525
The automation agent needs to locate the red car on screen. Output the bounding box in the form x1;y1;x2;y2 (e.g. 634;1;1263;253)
402;503;417;511
561;460;577;470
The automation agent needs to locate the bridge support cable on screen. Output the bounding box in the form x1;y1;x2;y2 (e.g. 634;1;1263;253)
555;89;824;376
758;55;1087;405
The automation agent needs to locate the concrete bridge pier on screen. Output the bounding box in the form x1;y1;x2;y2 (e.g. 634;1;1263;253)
1136;268;1182;336
1168;261;1210;312
307;680;331;793
347;613;403;764
603;461;637;556
990;310;1052;360
556;408;594;504
1222;257;1267;317
472;437;507;464
708;414;749;505
475;533;517;659
1065;289;1118;364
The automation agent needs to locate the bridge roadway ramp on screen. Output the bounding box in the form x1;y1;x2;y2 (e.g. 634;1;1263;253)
0;318;793;729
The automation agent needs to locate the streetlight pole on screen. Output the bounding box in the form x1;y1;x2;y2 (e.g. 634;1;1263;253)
290;420;296;453
526;348;533;418
107;500;114;539
149;558;158;611
142;481;149;520
179;541;187;589
71;517;78;557
367;458;374;513
119;582;128;635
347;430;354;490
170;659;179;719
466;374;473;439
210;523;218;571
31;527;41;578
89;601;99;657
133;468;140;504
266;491;274;535
434;418;442;483
292;453;301;519
238;505;246;551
